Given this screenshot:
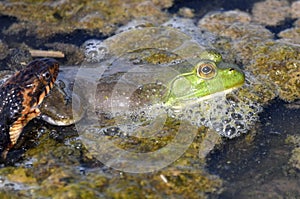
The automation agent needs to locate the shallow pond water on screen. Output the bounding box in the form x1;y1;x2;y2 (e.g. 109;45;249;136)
208;99;300;198
0;0;299;198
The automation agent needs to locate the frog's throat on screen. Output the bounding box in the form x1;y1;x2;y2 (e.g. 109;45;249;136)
170;85;242;112
163;71;244;110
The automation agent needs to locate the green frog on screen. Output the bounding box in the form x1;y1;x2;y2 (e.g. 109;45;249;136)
0;26;255;163
40;26;254;139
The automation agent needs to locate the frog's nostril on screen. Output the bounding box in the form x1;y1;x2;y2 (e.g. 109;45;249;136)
229;68;235;71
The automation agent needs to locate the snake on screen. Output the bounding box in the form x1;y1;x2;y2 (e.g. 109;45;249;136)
0;58;59;159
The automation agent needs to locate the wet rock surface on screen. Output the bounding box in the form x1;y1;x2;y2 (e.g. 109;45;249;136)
0;0;172;38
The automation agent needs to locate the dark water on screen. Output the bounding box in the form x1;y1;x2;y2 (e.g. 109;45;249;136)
0;15;106;48
207;98;300;198
168;2;300;197
169;0;261;15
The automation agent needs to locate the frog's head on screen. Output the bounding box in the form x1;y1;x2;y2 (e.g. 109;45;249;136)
164;50;245;108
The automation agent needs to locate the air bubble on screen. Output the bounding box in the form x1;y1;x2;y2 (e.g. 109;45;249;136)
227;107;235;113
81;39;109;62
231;113;243;120
234;121;245;129
212;122;224;132
187;109;193;115
222;118;231;124
103;126;121;136
224;125;236;138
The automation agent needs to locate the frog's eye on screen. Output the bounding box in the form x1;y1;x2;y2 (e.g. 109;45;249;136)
42;71;51;80
196;62;217;79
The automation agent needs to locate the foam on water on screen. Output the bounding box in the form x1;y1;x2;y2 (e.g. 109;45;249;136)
81;39;109;62
95;71;267;139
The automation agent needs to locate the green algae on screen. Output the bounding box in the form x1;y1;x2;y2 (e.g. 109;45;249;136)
247;43;300;102
6;168;37;184
0;119;223;198
278;27;300;44
0;125;224;198
0;0;172;38
199;10;300;102
289;147;300;170
286;135;300;171
0;41;9;60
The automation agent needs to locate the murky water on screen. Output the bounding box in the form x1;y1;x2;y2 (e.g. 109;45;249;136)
207;99;300;198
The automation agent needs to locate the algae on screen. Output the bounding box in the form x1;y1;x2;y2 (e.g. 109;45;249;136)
0;0;172;38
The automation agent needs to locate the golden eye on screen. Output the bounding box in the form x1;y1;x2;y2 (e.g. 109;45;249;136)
196;62;217;79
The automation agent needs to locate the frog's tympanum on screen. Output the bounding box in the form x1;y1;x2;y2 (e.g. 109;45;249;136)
0;58;59;159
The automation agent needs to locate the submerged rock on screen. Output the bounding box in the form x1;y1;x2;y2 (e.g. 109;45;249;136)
0;0;172;38
199;10;300;102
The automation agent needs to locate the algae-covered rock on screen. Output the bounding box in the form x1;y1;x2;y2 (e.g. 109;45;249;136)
278;27;300;44
199;10;300;102
6;167;36;184
252;0;291;26
0;40;9;60
198;10;274;64
247;42;300;102
291;1;300;18
0;0;172;38
289;147;300;170
0;128;223;198
286;135;300;170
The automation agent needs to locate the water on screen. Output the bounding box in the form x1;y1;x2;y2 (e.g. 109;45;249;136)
0;0;299;198
207;99;300;198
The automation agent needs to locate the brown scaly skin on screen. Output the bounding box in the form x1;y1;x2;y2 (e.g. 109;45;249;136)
0;58;59;160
